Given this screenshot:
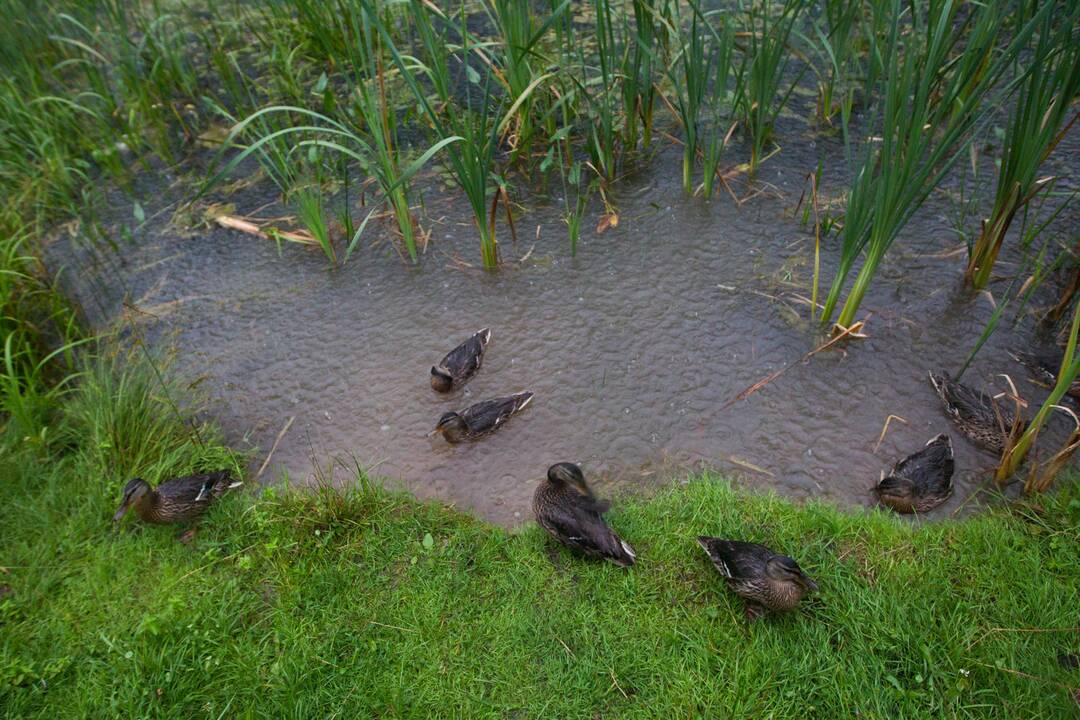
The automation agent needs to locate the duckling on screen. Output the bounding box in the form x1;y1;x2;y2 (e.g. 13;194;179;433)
697;538;818;620
431;328;491;392
433;391;533;443
1011;349;1080;399
113;471;240;526
928;372;1025;454
875;433;954;513
533;462;636;567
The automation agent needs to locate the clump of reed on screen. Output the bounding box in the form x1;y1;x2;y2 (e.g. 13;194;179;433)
819;0;1055;331
965;5;1080;290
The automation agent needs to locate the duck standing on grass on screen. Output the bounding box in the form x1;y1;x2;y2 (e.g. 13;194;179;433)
113;470;240;526
929;371;1025;454
431;328;491;392
875;433;955;514
533;463;636;567
432;391;534;443
697;537;818;620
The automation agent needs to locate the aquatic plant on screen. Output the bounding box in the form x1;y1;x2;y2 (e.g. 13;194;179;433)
736;0;808;177
965;6;1080;290
820;0;1052;331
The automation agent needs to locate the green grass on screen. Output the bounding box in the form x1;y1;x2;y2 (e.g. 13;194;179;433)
2;357;1079;718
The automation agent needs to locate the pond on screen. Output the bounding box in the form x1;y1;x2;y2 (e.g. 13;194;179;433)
50;124;1080;526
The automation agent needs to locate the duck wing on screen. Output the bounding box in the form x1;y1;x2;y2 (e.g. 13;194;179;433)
929;372;1016;429
460;392;533;434
697;538;773;580
157;470;238;502
544;496;635;566
440;328;490;381
891;434;954;492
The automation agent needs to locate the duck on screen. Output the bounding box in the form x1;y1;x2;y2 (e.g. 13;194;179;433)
432;391;533;443
874;433;954;513
431;328;491;392
533;462;636;567
697;537;818;620
113;470;241;525
1011;349;1080;399
928;371;1025;454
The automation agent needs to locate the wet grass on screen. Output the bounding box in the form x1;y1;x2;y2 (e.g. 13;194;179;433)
2;356;1079;717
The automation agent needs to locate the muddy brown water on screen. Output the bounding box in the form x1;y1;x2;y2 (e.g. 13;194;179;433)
51;124;1080;526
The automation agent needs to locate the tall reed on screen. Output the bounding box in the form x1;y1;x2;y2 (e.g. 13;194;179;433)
736;0;807;177
965;6;1080;289
820;0;1052;330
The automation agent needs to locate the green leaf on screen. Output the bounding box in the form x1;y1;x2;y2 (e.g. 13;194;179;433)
422;533;434;550
133;201;144;224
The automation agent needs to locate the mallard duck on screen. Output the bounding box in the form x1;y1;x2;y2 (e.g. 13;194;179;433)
431;328;491;392
1011;349;1080;399
697;538;818;620
929;372;1025;454
875;433;954;513
433;391;533;443
533;462;636;567
113;471;240;525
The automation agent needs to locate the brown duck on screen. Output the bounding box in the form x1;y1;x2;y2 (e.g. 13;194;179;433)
929;372;1025;454
113;471;240;525
431;328;491;392
875;434;954;514
1011;349;1080;399
533;462;636;567
433;391;533;443
697;538;818;620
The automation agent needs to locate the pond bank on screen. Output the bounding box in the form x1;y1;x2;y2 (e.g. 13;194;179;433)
1;358;1078;717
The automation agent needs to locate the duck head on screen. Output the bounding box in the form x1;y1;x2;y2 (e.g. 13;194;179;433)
430;366;454;392
766;554;819;593
547;462;593;497
113;478;152;521
434;411;467;442
874;474;915;512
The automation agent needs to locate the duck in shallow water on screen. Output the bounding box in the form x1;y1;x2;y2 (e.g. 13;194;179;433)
1011;349;1080;399
113;471;240;526
431;328;491;392
533;462;636;567
875;433;954;514
432;391;533;443
928;372;1025;454
697;538;818;620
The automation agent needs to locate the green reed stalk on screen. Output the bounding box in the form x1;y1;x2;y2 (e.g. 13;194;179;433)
661;5;712;193
821;0;1052;330
701;18;736;199
737;0;807;177
965;6;1080;289
379;0;502;267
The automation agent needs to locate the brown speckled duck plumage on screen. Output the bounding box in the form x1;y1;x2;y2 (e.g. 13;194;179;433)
929;372;1025;454
697;538;818;619
431;329;491;392
875;434;955;514
533;463;636;567
113;471;240;525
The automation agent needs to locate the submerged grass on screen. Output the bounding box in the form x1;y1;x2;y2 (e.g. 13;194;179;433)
2;357;1079;717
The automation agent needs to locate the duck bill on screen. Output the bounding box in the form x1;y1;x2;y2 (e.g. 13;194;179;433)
113;502;131;522
801;574;819;593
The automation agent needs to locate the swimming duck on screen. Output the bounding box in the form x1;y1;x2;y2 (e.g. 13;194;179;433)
113;471;240;525
875;433;954;513
533;462;636;567
697;538;818;620
431;328;491;392
433;391;533;443
928;372;1025;454
1011;349;1080;399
